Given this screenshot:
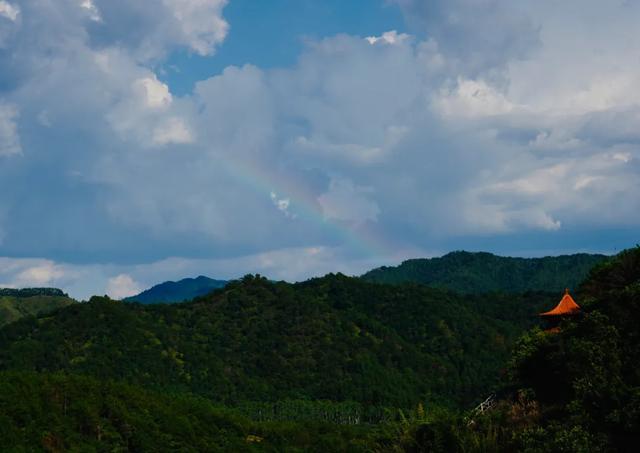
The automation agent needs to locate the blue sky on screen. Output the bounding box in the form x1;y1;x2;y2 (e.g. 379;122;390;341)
160;0;406;95
0;0;638;299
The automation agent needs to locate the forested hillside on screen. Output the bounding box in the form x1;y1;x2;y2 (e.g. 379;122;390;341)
384;246;640;452
362;251;607;293
1;249;635;451
503;246;640;451
0;371;390;452
0;275;555;409
0;288;75;328
124;275;228;304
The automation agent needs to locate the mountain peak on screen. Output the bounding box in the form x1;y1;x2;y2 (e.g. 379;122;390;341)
125;276;228;304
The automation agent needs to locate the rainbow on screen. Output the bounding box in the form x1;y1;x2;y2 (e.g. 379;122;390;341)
218;155;396;259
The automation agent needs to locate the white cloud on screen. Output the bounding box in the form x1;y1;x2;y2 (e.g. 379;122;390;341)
15;263;65;286
153;116;193;145
391;0;540;76
509;209;562;232
106;273;141;299
0;259;68;288
194;64;275;154
163;0;229;56
135;76;173;109
489;163;571;197
0;103;20;156
612;152;632;163
318;178;380;226
0;0;639;282
80;0;101;22
436;78;515;117
107;70;194;147
366;30;409;45
0;1;19;21
270;192;295;219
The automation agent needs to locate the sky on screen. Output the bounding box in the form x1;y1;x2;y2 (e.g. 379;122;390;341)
0;0;638;300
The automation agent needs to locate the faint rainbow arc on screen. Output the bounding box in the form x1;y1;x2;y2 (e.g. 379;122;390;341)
218;156;394;258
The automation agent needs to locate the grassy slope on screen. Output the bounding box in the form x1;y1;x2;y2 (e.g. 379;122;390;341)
0;294;75;328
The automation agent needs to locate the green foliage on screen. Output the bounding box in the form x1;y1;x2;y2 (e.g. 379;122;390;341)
236;399;392;424
362;251;608;294
0;371;382;452
374;247;640;452
0;275;555;410
0;292;76;328
507;246;640;452
515;423;605;453
2;248;634;452
0;288;68;297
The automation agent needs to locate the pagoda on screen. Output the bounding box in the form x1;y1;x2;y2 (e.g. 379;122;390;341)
539;289;581;331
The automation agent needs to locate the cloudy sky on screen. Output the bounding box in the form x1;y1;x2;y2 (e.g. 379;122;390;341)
0;0;638;299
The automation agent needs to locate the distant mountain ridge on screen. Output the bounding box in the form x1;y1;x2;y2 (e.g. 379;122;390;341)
0;274;558;409
125;275;228;304
0;288;68;298
361;251;609;293
0;249;636;451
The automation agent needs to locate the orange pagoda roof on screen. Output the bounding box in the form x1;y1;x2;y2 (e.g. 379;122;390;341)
539;289;581;317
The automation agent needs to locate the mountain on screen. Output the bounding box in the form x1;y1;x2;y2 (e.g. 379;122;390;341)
0;288;76;328
1;250;633;451
124;275;228;304
362;251;608;293
387;246;640;452
0;274;557;409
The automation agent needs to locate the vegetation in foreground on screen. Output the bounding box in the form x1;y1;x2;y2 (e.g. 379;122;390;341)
0;248;638;451
387;246;640;452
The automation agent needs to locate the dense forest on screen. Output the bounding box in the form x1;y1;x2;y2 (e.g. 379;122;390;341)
362;251;607;293
0;276;555;408
1;248;638;451
502;246;640;451
0;371;393;452
386;246;640;452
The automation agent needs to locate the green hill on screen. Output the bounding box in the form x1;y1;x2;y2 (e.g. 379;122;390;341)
362;251;608;293
124;275;228;304
0;288;75;328
504;246;640;451
0;275;556;409
382;246;640;452
0;249;634;451
0;288;68;297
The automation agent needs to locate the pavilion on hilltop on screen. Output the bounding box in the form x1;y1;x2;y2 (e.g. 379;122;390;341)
539;289;581;331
